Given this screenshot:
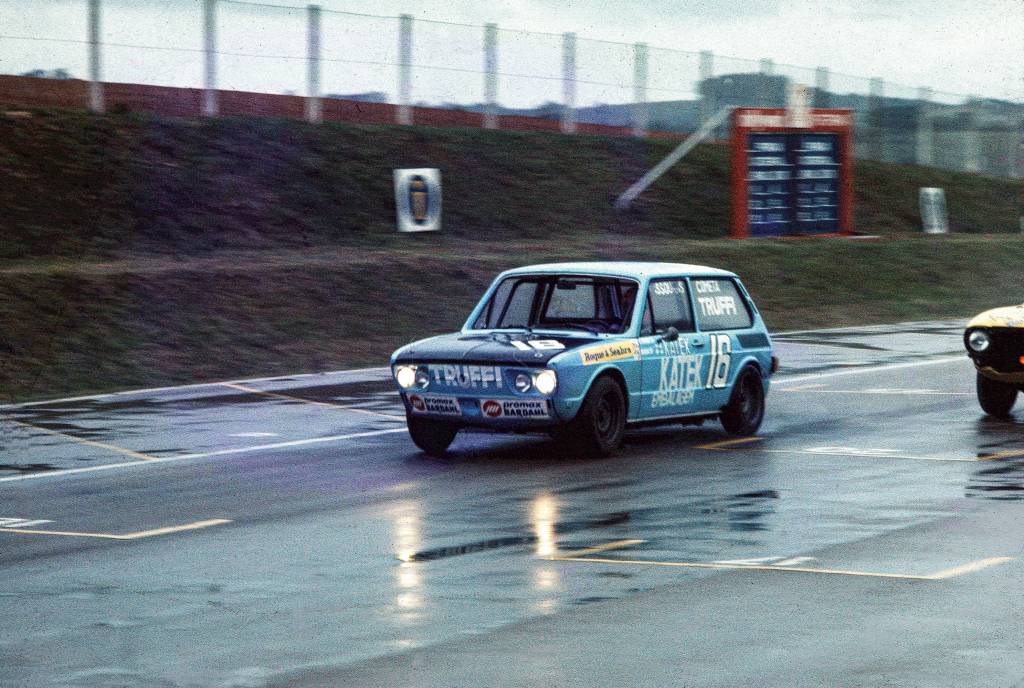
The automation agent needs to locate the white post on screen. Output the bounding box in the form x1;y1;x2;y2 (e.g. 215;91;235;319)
916;87;933;167
483;23;498;129
397;14;413;125
757;58;774;107
814;66;830;108
561;32;577;134
305;4;322;123
632;42;648;138
202;0;218;117
88;0;104;113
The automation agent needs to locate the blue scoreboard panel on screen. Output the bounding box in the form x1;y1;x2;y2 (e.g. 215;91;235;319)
746;132;841;236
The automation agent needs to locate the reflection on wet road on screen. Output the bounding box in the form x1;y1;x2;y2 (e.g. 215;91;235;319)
1;320;1023;687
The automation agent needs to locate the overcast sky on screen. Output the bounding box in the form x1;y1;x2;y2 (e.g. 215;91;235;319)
1;0;1021;106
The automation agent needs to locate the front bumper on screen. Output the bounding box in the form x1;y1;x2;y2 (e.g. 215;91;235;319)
401;391;565;429
975;364;1024;385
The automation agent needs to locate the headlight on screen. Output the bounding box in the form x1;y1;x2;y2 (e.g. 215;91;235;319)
967;330;990;353
534;369;557;395
514;373;533;393
414;369;431;388
395;365;418;389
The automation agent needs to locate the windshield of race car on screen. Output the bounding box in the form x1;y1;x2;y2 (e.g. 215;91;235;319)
472;275;639;334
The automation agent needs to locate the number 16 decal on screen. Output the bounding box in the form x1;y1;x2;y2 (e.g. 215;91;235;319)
706;334;732;389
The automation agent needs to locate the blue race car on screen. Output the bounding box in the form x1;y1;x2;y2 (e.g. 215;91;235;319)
391;262;777;456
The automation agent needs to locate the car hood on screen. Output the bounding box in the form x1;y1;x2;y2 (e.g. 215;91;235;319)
392;331;599;365
968;305;1024;329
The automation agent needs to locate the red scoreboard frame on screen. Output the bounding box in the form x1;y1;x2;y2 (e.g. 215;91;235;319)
731;108;855;239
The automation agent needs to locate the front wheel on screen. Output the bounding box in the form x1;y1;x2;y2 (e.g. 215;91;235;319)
977;372;1018;418
720;367;765;436
558;377;626;456
407;416;458;457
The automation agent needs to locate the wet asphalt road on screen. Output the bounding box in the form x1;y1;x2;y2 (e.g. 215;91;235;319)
1;320;1023;687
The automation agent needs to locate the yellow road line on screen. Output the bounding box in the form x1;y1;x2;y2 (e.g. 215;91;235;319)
0;518;232;540
221;383;404;420
552;555;1014;580
977;449;1024;462
549;539;646;559
1;418;160;462
695;437;764;451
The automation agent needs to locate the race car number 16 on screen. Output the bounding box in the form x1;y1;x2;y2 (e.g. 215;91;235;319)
706;334;731;389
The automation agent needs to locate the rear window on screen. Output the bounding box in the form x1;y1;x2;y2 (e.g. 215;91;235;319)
692;278;754;330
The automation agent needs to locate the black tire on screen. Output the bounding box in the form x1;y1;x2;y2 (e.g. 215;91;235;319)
406;416;458;457
720;367;765;436
977;372;1018;418
559;376;627;456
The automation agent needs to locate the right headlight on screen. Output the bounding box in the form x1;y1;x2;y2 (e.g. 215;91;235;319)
534;369;558;395
967;330;990;353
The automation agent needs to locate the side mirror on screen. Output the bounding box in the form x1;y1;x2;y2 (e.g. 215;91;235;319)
659;326;679;342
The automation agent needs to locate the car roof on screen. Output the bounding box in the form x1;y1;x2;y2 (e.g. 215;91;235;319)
498;261;738;280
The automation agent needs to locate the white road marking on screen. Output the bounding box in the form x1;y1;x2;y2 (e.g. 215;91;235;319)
0;517;53;528
0;428;409;485
0;367;391;409
774;356;966;387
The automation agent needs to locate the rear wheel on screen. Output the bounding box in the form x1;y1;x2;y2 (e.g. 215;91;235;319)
977;372;1018;418
407;416;458;456
558;377;626;456
720;367;765;436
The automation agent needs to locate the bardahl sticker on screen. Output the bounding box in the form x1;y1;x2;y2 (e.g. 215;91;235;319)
408;394;462;416
580;340;640;366
481;399;549;419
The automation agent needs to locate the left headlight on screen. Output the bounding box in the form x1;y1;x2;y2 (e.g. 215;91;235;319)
534;369;557;395
395;365;418;389
967;330;991;353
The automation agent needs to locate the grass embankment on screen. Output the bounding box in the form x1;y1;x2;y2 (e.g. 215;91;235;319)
0;109;1020;402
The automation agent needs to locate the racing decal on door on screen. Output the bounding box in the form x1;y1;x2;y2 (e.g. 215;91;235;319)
705;334;732;389
651;340;702;409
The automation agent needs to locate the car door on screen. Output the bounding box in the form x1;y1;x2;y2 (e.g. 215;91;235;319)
638;278;714;419
690;276;757;409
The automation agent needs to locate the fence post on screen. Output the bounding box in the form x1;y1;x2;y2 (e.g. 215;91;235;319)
814;66;830;108
963;97;982;173
699;50;714;125
87;0;104;113
202;0;218;116
483;23;498;129
561;32;577;134
305;4;322;123
915;87;933;167
868;77;884;161
632;42;649;137
397;14;413;125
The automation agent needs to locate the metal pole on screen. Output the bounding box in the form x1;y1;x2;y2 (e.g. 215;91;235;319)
202;0;217;116
632;42;649;138
699;50;714;128
561;32;577;134
306;4;322;123
869;77;884;161
616;107;733;210
915;87;933;167
814;66;830;108
964;98;982;173
397;14;413;125
88;0;104;113
483;23;498;129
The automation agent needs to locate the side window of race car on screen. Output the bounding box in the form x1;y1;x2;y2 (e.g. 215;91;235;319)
648;279;695;333
692;278;753;330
